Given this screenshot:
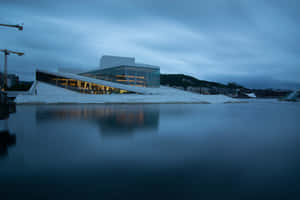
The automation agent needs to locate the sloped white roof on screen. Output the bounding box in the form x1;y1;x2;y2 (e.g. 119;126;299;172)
16;82;239;104
37;69;158;95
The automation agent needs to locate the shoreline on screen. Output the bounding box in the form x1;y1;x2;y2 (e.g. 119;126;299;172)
16;101;249;105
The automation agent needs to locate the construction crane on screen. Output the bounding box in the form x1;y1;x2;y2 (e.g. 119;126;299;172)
0;49;24;90
0;23;23;31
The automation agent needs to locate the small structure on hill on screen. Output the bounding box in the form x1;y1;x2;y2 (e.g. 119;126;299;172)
281;91;300;101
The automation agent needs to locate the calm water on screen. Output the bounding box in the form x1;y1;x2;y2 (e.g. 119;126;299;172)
1;102;300;199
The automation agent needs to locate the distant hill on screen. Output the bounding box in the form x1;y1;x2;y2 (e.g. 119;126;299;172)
160;74;245;89
160;74;292;98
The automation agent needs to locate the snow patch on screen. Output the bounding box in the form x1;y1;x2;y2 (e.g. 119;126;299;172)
246;93;256;98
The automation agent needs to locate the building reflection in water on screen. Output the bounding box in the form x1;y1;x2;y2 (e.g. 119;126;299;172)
36;105;160;137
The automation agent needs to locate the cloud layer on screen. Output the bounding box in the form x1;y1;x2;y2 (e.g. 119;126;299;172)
1;0;299;89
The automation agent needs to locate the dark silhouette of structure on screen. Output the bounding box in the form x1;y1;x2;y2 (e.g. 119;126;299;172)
0;130;16;157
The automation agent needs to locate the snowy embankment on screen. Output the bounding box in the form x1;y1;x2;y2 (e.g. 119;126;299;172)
15;82;241;104
246;93;256;98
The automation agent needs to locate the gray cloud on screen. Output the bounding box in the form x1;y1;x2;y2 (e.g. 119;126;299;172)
0;0;299;89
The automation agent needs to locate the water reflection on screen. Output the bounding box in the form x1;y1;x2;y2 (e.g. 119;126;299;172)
0;104;16;158
0;111;9;120
1;103;300;199
36;105;160;136
0;129;16;157
0;104;15;120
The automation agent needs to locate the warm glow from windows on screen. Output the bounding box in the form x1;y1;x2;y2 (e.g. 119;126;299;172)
115;75;144;79
46;76;130;94
129;84;144;87
116;79;145;83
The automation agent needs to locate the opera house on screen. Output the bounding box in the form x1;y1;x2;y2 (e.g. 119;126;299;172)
36;55;160;95
16;55;235;104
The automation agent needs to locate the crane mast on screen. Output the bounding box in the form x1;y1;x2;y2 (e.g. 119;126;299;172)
0;49;24;90
0;22;24;90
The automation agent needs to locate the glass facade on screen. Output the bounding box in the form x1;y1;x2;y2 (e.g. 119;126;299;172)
36;71;132;94
80;65;160;88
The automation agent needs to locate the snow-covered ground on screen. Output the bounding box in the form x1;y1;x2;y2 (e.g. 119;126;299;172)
246;93;256;98
15;82;242;104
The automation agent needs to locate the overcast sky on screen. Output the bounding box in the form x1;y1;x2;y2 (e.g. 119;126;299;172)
1;0;299;89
